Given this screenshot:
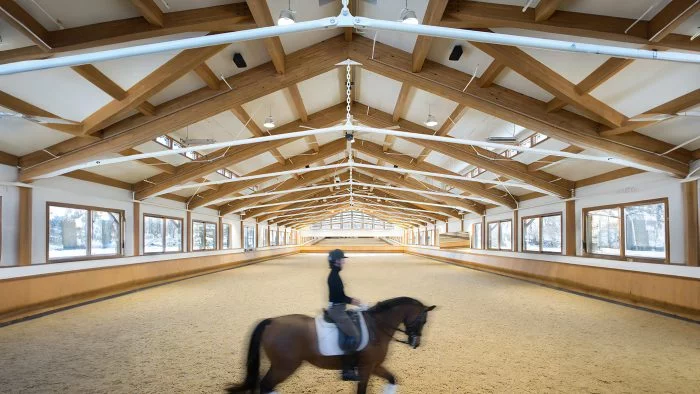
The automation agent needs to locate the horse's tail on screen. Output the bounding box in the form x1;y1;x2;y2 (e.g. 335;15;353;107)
226;318;272;393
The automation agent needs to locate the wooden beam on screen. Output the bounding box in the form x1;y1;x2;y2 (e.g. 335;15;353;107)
648;0;700;43
344;0;357;41
574;167;645;188
0;150;19;167
479;60;505;88
350;36;689;177
246;0;285;74
186;210;192;252
442;1;699;52
534;0;561;22
0;3;255;65
191;139;347;210
287;84;318;152
471;41;627;128
130;0;164;27
19;37;348;182
80;44;227;135
527;145;584;172
193;63;220;90
0;90;57;118
133;202;141;256
64;170;133;190
546;57;634;112
382;83;413;151
71;64;157;117
0;0;50;51
411;0;449;72
565;199;575;256
119;148;177;174
228;105;287;165
18;187;32;266
416;104;468;164
600;88;700;137
683;180;699;266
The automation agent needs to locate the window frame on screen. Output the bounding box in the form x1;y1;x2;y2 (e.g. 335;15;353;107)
487;219;513;251
472;222;482;249
222;223;232;249
582;198;670;263
142;214;184;255
521;212;563;255
46;202;125;263
192;220;218;251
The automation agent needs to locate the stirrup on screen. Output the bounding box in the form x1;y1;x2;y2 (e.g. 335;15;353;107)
341;368;360;381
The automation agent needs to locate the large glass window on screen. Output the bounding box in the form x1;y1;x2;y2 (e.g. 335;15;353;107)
522;213;562;254
144;215;183;254
48;203;123;261
584;200;668;262
222;223;231;249
427;230;433;246
488;220;512;251
193;220;217;251
244;225;255;250
472;222;482;249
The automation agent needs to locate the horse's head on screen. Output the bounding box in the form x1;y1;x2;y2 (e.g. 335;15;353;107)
402;303;436;349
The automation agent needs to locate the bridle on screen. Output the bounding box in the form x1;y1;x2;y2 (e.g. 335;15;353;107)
373;309;428;347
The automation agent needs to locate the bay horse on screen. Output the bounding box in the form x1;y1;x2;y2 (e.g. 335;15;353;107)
226;297;436;393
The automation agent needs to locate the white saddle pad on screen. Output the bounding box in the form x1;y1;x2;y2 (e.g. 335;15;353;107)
314;312;369;356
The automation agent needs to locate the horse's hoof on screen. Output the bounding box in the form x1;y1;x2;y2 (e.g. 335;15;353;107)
383;384;397;394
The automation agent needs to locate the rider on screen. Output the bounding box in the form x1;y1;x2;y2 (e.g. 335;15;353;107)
327;249;363;381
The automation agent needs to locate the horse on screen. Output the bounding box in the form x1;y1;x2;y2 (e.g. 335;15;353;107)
226;297;436;394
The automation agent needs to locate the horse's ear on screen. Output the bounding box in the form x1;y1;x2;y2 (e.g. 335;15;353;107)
426;305;436;311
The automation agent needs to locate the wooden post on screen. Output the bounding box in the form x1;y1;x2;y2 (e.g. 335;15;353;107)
565;200;576;256
683;181;699;266
460;217;465;232
512;209;519;252
133;201;140;256
18;187;32;266
218;216;223;250
240;220;244;249
186;210;192;252
481;215;486;249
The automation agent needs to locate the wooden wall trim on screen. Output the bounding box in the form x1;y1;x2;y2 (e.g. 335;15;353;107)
133;202;140;256
407;247;700;320
565;200;575;256
0;248;298;323
683;181;699;266
18;187;32;266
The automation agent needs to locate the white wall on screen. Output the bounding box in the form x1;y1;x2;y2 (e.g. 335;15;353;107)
299;228;404;237
0;165;19;267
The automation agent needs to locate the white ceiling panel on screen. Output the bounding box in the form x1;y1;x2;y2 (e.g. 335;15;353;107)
278;138;312;158
207;40;271;80
17;0;140;30
356;69;403;115
132;141;190;167
512;138;570;165
354;151;377;165
402;88;459;131
448;108;528;142
559;0;672;20
427;40;494;78
171;110;251;148
269;0;341;54
591;60;700;117
392;137;425;158
637;116;700;151
0;116;73;156
424;151;466;174
0;67;113;121
232;151;278;174
162;0;243;12
543;151;625;181
148;71;207;106
355;0;428;53
241;88;297;131
85;161;162;184
297;69;344;115
0;19;35;50
315;129;344;147
492;68;555;103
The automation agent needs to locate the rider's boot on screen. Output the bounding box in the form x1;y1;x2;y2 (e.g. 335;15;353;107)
341;352;359;381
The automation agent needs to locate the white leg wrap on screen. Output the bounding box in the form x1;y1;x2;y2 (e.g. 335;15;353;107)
383;384;397;394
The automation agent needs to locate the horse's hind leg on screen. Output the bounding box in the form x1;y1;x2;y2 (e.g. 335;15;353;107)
259;361;300;394
373;365;397;393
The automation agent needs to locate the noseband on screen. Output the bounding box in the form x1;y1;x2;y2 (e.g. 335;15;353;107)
375;310;428;346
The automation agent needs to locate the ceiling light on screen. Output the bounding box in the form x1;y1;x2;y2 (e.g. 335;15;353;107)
400;3;419;25
263;115;275;128
425;114;438;127
278;1;296;26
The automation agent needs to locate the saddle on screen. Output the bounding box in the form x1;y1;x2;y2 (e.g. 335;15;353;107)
314;309;370;356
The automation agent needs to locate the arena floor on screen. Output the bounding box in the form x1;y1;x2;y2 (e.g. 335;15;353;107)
1;253;698;393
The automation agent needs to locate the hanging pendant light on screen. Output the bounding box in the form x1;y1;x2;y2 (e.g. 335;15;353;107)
278;0;296;26
400;0;419;24
424;105;438;127
263;105;275;128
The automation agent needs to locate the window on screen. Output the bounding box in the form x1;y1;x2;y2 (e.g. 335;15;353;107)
258;227;268;247
427;230;433;246
144;215;183;254
270;229;277;246
584;199;668;262
244;225;255;250
222;223;231;249
487;220;513;251
522;213;562;254
48;203;123;261
192;220;217;251
472;222;482;249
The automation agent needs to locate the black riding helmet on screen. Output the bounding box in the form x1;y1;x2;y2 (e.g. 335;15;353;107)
328;249;347;268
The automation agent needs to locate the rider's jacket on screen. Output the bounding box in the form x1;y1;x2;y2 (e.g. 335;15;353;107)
328;266;352;304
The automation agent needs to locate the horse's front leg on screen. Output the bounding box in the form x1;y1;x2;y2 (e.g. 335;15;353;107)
356;364;373;394
374;364;397;393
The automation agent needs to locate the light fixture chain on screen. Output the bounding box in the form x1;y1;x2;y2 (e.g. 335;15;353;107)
346;64;352;121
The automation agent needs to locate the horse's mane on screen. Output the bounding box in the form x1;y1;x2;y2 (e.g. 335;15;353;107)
368;297;424;313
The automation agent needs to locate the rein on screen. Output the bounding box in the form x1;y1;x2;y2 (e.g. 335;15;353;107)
370;311;424;345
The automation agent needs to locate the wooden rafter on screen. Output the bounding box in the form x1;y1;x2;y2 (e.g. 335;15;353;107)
411;0;449;72
0;90;88;136
246;0;285;74
471;41;628;128
80;44;227;135
229;105;287;165
415;104;468;165
287;84;319;152
129;0;164;27
344;0;358;41
383;83;412;152
0;3;255;65
441;1;700;52
193;63;221;90
71;65;157;117
534;0;561;22
527;145;584;172
648;0;700;43
479;60;505;88
18;37;349;182
350;37;689;177
0;0;50;51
